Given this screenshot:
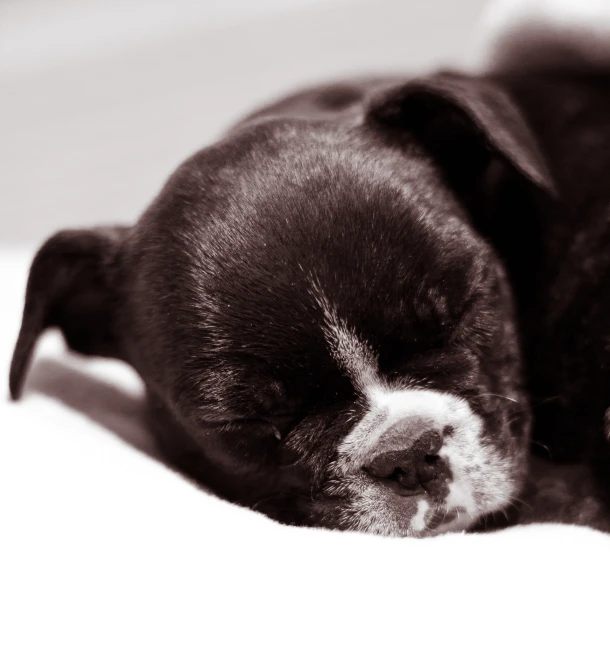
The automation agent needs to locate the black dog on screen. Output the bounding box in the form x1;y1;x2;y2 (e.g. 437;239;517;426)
10;71;576;536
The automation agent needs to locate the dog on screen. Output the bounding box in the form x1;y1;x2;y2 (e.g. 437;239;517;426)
10;67;561;537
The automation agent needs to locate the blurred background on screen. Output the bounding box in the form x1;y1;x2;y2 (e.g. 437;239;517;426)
0;0;490;245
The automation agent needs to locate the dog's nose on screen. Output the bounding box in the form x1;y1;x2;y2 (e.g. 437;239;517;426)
364;419;448;495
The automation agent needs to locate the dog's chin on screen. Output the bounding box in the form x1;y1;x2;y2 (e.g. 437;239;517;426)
255;483;500;538
303;478;505;538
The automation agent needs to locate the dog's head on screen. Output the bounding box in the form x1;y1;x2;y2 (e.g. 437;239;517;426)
10;73;553;536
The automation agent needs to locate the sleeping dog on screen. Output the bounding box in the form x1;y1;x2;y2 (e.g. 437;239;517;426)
9;73;551;537
11;58;609;535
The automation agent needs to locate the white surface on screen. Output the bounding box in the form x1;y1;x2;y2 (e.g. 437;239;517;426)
0;0;353;75
3;2;610;668
0;0;487;244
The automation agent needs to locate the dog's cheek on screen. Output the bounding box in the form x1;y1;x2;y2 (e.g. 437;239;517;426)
467;287;531;460
251;493;311;526
471;394;530;509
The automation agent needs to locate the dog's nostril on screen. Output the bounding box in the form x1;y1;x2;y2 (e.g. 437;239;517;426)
393;467;419;490
364;451;406;479
362;462;422;495
424;453;439;465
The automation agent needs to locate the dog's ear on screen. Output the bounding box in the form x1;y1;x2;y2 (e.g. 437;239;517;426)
9;225;130;400
366;71;556;198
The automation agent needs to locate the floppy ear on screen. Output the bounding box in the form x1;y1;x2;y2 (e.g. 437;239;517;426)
366;71;556;199
9;225;130;400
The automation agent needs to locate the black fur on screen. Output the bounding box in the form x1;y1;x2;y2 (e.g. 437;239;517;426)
477;74;610;480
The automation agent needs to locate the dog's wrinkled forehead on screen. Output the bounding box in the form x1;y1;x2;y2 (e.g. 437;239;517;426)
147;123;487;391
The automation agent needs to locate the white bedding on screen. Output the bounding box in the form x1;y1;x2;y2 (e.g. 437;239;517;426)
3;1;610;668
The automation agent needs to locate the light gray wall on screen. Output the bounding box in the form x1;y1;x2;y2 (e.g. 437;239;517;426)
0;0;488;244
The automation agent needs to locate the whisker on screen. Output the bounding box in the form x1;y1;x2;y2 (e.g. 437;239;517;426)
509;495;533;512
531;440;553;457
473;392;520;404
532;395;562;407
